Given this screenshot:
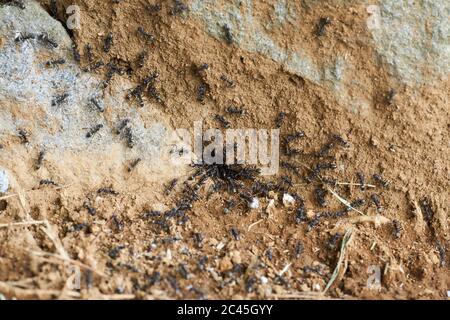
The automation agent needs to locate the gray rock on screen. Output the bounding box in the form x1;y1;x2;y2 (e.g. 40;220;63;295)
370;1;450;85
0;1;172;172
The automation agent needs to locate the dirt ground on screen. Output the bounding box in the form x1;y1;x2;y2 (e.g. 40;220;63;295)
0;0;448;300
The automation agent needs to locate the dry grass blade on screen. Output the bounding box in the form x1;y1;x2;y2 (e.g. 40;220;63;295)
323;228;353;293
326;187;365;215
29;250;106;277
0;220;46;229
0;281;81;299
40;220;69;260
335;182;376;188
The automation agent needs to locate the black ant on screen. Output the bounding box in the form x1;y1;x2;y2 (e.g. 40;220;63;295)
222;24;233;44
316;17;331;36
281;161;300;175
357;172;366;190
419;197;434;223
115;118;130;134
197;82;207;103
17;129;29;144
373;174;390;188
83;202;96;216
111;214;124;233
45;58;65;67
327;232;342;250
314;186;327;207
39;179;57;186
215;115;230;129
316;142;334;157
193;232;203;248
285;131;305;143
147;4;162;13
386;88;396;105
226;106;245;116
97;187;118;196
127;158;141;172
178;264;189;279
436;241;446;267
2;0;25;9
332;134;349;147
371;194;383;213
86;124;103;138
49;0;57;17
85;44;93;64
136;51;147;68
165;178;178;195
127;85;144;108
170;0;188;16
294;241;304;259
35;150;45;170
72;45;81;63
220;75;235;87
89;97;104;112
275;112;286;128
137;27;155;43
104;32;113;53
15;32;58;48
392;219;402;239
295;201;307;224
195;63;209;76
108;245;125;259
230;227;240;241
51;93;69;106
123;127;135;148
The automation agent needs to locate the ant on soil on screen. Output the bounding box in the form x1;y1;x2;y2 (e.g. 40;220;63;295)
226;106;245;116
170;0;188;16
316;17;331;36
214;115;231;129
104;32;113;53
392;219;402;239
35;150;45;170
275;112;286;128
127;158;142;172
197;82;208;103
137;27;155;43
221;75;235;87
39;179;58;186
97;187;119;196
165;178;178;195
371;194;383;213
373;174;390;188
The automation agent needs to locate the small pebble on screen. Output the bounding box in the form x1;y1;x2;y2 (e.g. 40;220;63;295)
248;197;259;209
282;193;295;207
0;169;9;193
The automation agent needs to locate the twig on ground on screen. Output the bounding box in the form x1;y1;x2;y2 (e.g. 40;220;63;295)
323;228;353;293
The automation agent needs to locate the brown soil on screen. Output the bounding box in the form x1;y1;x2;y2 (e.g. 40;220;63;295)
0;0;448;300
